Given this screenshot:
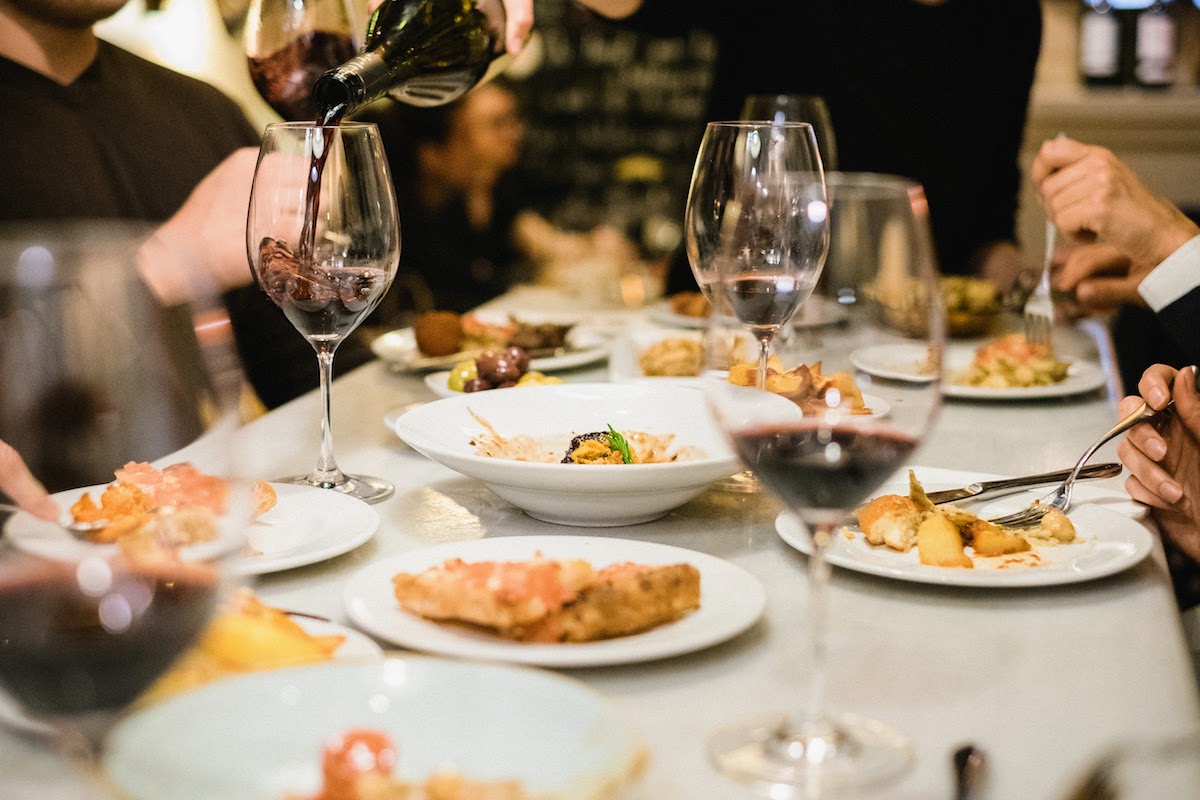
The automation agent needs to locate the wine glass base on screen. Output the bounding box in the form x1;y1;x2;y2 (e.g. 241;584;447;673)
280;473;395;504
708;713;913;796
712;470;763;494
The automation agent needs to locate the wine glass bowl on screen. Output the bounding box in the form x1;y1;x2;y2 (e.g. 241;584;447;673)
704;173;944;793
246;121;400;503
0;221;249;765
244;0;362;121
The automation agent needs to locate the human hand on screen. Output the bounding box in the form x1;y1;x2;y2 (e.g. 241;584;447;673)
1117;364;1200;564
1052;241;1145;316
976;240;1026;292
1031;137;1199;269
0;440;57;521
139;147;259;305
499;0;533;56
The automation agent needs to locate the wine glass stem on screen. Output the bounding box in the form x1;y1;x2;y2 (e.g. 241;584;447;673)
803;522;835;731
756;336;771;391
311;345;346;485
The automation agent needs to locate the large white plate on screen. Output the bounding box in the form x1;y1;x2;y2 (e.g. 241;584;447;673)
775;468;1153;588
371;314;609;373
4;484;378;576
648;295;848;330
343;535;766;667
851;342;1109;399
104;657;642;800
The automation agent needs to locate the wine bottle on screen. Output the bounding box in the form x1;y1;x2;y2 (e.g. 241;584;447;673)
312;0;507;123
1133;0;1177;88
1079;0;1123;86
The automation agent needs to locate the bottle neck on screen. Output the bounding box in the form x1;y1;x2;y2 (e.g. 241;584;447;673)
313;50;405;121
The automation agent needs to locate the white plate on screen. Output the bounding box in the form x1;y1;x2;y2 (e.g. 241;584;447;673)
371;312;610;373
775;472;1153;588
648;296;847;330
422;371;565;399
392;383;742;526
5;484;379;576
343;535;765;667
104;657;642;800
851;342;1109;399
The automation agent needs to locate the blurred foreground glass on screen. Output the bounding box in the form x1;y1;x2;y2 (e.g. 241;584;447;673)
245;0;364;121
0;222;249;786
705;174;944;795
740;94;838;172
247;121;400;502
1063;730;1200;800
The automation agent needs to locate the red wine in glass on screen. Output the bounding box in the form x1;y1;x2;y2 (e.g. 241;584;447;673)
248;30;357;122
731;423;918;523
726;272;808;336
0;558;218;726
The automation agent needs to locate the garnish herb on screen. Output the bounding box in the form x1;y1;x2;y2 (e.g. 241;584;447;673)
606;425;633;464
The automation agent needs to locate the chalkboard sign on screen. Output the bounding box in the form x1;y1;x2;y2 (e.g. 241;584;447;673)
511;2;716;251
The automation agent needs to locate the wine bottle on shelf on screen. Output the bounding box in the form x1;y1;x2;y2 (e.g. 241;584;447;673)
1133;0;1177;88
1079;0;1124;86
312;0;508;124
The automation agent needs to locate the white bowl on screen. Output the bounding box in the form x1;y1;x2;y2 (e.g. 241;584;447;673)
392;383;740;526
104;657;642;800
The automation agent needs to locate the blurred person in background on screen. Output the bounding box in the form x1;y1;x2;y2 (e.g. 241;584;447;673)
361;79;641;317
573;0;1041;293
0;0;371;409
1031;136;1200;392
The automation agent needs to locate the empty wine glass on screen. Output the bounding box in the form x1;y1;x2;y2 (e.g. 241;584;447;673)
247;121;400;502
740;94;838;172
705;173;945;793
0;221;249;787
245;0;364;121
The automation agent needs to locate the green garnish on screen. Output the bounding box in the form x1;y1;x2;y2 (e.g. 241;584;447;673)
605;424;633;464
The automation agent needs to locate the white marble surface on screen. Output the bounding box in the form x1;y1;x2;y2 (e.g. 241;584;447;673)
2;311;1198;800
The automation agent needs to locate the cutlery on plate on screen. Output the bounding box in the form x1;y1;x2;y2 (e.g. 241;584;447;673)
953;743;987;800
925;462;1122;505
988;401;1172;528
0;502;113;538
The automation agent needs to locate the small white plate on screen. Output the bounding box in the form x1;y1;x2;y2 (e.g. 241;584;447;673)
851;342;1109;399
647;300;709;329
371;311;610;373
775;469;1153;588
105;657;642;800
421;372;565;399
5;484;379;576
343;535;765;667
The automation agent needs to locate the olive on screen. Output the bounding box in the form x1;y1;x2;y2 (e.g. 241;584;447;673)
476;350;522;385
446;360;478;392
503;346;531;375
463;378;493;393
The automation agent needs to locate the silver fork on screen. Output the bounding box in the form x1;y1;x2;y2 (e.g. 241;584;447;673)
0;502;113;538
987;400;1166;528
1023;216;1056;346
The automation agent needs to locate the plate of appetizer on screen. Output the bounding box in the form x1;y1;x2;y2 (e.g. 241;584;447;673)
371;310;609;373
5;467;379;575
392;383;743;526
851;335;1108;399
775;468;1153;588
105;657;642;800
342;535;766;667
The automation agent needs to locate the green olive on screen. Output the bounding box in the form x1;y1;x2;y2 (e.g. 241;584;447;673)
447;360;478;392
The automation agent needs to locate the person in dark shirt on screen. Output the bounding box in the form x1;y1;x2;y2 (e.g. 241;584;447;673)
576;0;1041;289
0;0;368;409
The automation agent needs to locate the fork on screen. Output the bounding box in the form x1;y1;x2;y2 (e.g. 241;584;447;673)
1023;216;1056;347
987;400;1166;528
0;502;114;538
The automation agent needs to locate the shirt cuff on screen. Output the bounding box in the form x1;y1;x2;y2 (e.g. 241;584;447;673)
1139;235;1200;312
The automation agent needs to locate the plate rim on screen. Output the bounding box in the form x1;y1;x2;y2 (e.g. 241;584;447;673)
372;327;609;373
341;534;766;667
774;481;1153;588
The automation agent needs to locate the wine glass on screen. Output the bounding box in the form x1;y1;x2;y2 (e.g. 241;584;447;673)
244;0;364;121
0;221;249;783
705;173;945;792
740;94;838;172
247;121;400;502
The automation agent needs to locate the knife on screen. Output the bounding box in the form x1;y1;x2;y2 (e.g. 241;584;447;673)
925;462;1123;505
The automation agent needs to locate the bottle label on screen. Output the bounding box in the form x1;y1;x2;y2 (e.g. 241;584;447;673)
1080;13;1120;77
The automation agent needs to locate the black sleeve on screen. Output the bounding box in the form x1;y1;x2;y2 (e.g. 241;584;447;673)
1155;285;1200;367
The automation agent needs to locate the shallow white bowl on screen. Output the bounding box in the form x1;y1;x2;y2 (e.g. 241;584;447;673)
392;383;740;526
104;657;641;800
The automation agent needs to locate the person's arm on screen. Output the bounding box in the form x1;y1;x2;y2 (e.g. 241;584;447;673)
0;440;57;521
572;0;646;19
